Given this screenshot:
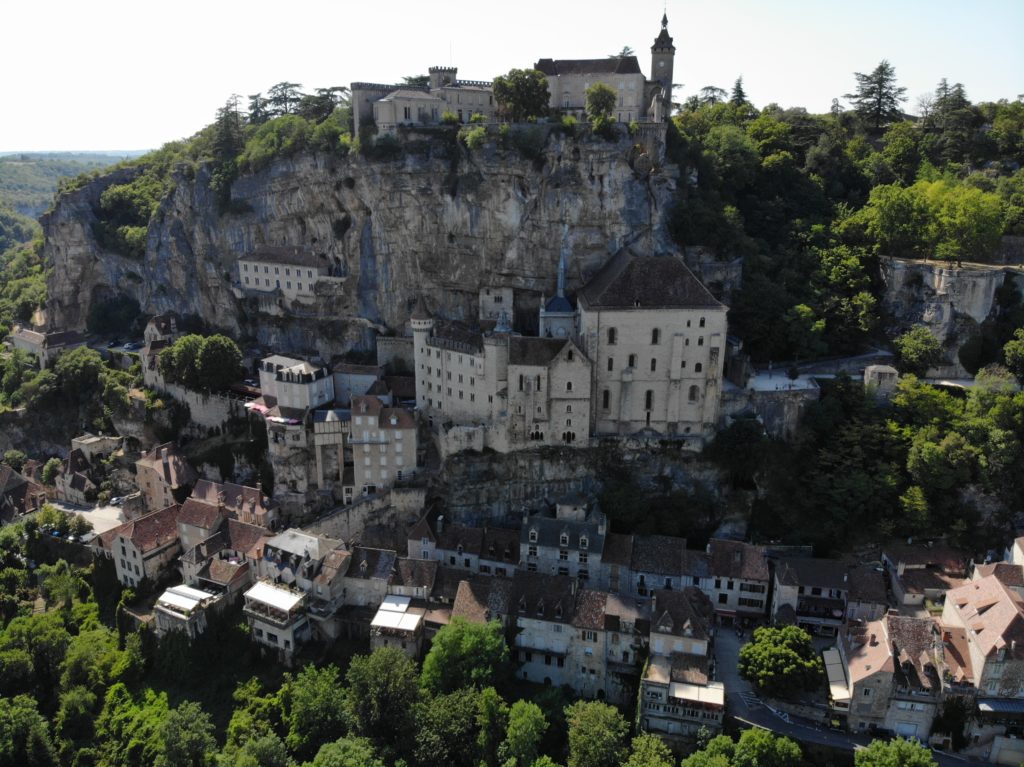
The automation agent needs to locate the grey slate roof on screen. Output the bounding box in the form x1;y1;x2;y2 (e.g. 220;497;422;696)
508;337;570;367
579;250;723;311
521;509;607;556
534;56;643;76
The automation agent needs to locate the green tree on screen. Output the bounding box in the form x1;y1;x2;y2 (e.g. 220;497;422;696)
402;75;430;87
267;82;304;116
155;699;216;767
881;121;920;185
53;346;104;400
226;733;294;767
476;686;509;767
55;684;96;744
854;737;936;767
344;647;419;748
622;733;676;767
586;83;617;122
40;457;62;486
738;625;824;698
1004;328;1024;381
730;77;747;106
421;617;511;694
3;449;27;472
894;325;943;377
565;701;628;767
845;60;908;131
309;736;385;767
732;728;802;767
196;334;242;392
413;688;483;767
492;69;550;122
285;664;347;760
248;93;271;125
0;694;58;767
498;699;547;767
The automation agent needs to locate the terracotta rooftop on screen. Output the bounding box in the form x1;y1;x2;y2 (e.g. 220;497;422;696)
883;542;965;574
946;575;1024;660
452;575;514;623
846;564;888;604
974;562;1024;588
707;539;769;582
899;568;965;595
200;558;249;586
136;443;197;490
571;589;610;631
670;653;711;685
177;498;225;532
111;504;182;555
225;519;271;558
650;587;714;641
392;557;438;591
191;479;272;521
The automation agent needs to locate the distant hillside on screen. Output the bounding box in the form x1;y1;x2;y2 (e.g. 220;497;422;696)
0;152;142;218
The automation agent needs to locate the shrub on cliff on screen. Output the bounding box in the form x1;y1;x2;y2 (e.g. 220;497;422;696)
238;115;313;172
158;333;242;392
459;125;487;150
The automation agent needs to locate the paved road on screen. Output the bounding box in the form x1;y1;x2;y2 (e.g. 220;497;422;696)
714;630;982;766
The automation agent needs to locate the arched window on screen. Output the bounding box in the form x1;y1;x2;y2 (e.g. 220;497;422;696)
566;381;573;392
651;328;660;345
602;389;610;409
566;405;572;413
607;328;617;345
699;317;706;328
688;385;699;402
644;390;653;410
567;350;574;362
607;357;614;372
698;336;704;346
695;362;703;372
628;354;637;368
650;358;657;372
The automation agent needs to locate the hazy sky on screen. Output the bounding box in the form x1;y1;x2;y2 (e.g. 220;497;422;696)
3;0;1022;152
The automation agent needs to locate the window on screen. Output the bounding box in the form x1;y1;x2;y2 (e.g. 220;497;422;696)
529;529;538;543
559;550;569;561
565;381;573;392
528;545;537;557
518;375;524;392
698;336;704;346
645;390;653;409
602;389;610;409
688;385;699;402
607;328;617;345
695;363;703;373
628;354;636;368
651;328;660;345
607;357;614;371
580;536;588;549
699;317;706;328
582;630;597;642
718;594;728;604
567;350;573;362
650;358;657;372
579;551;588;564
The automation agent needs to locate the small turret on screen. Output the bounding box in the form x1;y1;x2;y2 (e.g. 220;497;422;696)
650;12;676;116
410;296;434;332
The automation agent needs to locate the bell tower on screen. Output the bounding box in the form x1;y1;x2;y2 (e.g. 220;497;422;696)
650;12;675;115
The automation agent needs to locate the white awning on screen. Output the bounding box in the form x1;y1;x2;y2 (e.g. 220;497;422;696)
823;648;851;702
379;594;412;612
157;590;201;613
371;609;422;631
245;581;303;612
668;681;725;707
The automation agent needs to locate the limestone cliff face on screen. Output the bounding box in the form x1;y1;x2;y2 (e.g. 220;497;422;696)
44;128;677;357
880;257;1024;374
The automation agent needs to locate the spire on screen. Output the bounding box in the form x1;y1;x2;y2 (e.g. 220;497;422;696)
653;11;674;49
410;295;431;322
662;10;668;28
557;244;567;298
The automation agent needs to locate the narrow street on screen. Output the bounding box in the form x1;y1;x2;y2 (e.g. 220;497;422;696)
714;630;982;767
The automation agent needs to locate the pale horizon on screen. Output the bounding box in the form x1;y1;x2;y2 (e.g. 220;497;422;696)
3;0;1022;153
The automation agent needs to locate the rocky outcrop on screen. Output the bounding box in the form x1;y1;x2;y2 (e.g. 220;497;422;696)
880;257;1024;375
44;127;678;358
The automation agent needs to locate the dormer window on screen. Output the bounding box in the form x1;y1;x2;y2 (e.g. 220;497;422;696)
560;533;569;546
529;529;538;543
555;603;563;619
519;596;527;613
457;544;463;555
580;536;588;549
536;599;545;616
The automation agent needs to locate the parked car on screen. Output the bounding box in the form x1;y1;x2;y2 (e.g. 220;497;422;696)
244;378;259;387
107;338;121;348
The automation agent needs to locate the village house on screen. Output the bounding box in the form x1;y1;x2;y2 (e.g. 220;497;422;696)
54;448;96;505
834;612;942;740
369;594;426;658
71;432;122;463
408;513;519;578
520;493;607;581
568;589;649;705
973;562;1024;600
100;504;183;588
0;464;46;524
451;575;515;628
135;442;197;512
332;362;382;407
237;246;331;301
349;394;418;496
153;583;223;639
6;326;87;368
512;571;579;687
256;528;343;593
143;312;181;345
771;557;851;637
257;355;334;411
179;518;270;600
704;539;770;623
639;587;725;745
845;564;890;622
243;579;311;665
883;542;967;608
188;478;277;529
